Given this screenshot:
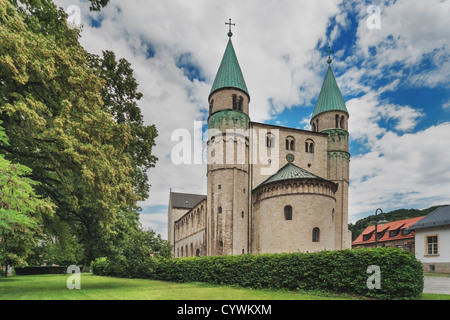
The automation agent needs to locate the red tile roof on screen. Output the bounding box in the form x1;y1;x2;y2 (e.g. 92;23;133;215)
352;216;425;246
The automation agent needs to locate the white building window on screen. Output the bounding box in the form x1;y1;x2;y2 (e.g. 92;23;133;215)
426;235;438;255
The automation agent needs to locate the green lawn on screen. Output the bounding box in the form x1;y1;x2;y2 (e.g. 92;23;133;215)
0;274;354;300
0;274;448;300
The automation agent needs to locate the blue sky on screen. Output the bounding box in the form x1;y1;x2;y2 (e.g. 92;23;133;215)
55;0;450;238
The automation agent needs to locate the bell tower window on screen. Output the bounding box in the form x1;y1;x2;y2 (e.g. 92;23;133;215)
232;94;238;110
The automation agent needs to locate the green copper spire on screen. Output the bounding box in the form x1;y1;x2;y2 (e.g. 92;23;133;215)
312;51;348;119
210;21;249;98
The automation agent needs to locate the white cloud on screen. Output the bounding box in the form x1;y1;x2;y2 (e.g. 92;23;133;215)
442;100;450;111
349;122;450;220
354;0;450;86
139;211;168;239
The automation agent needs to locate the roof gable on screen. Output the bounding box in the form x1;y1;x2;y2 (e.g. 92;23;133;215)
408;206;450;230
352;216;425;245
170;192;206;209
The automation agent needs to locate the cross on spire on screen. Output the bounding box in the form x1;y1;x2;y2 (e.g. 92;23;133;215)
225;18;235;38
325;46;334;65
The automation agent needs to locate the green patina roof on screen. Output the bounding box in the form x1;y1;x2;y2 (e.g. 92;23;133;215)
312;65;348;119
255;162;328;189
210;39;249;98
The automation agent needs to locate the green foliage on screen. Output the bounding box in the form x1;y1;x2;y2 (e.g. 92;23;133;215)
92;248;424;300
88;0;110;11
87;50;158;201
91;226;172;279
14;266;67;275
0;121;54;271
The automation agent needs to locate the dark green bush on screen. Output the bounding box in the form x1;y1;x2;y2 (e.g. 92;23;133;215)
91;247;424;300
15;266;67;275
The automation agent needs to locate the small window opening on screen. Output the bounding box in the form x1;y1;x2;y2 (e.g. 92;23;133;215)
284;205;292;220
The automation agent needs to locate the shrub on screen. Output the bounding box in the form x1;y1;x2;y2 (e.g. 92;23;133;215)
14;266;67;275
91;248;424;300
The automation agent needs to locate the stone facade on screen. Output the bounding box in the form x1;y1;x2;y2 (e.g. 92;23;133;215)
252;179;338;253
173;199;207;258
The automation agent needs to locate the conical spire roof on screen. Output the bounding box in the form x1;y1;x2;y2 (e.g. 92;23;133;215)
312;63;348;119
210;38;249;98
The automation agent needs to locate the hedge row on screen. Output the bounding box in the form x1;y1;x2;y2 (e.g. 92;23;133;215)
15;266;67;275
91;247;424;300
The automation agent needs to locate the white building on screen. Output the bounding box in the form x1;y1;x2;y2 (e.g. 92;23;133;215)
408;206;450;273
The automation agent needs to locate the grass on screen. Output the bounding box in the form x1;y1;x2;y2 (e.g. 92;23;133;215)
0;274;448;300
424;272;450;278
0;274;356;300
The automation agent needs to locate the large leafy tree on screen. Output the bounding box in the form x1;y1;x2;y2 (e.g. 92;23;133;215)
0;0;147;263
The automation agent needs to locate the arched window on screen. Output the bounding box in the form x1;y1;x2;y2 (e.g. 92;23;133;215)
305;139;314;153
312;122;316;132
312;227;320;242
232;94;238;110
340;116;345;129
286;136;295;151
238;96;243;111
266;132;275;148
284;205;292;220
218;206;222;214
196;248;200;257
335;114;339;128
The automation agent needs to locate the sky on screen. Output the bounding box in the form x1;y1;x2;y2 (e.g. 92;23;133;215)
54;0;450;239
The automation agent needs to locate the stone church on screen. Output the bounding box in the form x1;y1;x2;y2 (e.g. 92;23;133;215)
168;26;352;257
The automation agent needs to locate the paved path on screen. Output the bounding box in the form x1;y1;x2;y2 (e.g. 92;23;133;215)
423;276;450;295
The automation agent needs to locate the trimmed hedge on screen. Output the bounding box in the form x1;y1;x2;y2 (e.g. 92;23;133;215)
91;247;424;300
15;266;67;275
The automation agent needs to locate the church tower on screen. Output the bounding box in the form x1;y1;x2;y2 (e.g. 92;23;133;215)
310;49;351;249
206;21;250;255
